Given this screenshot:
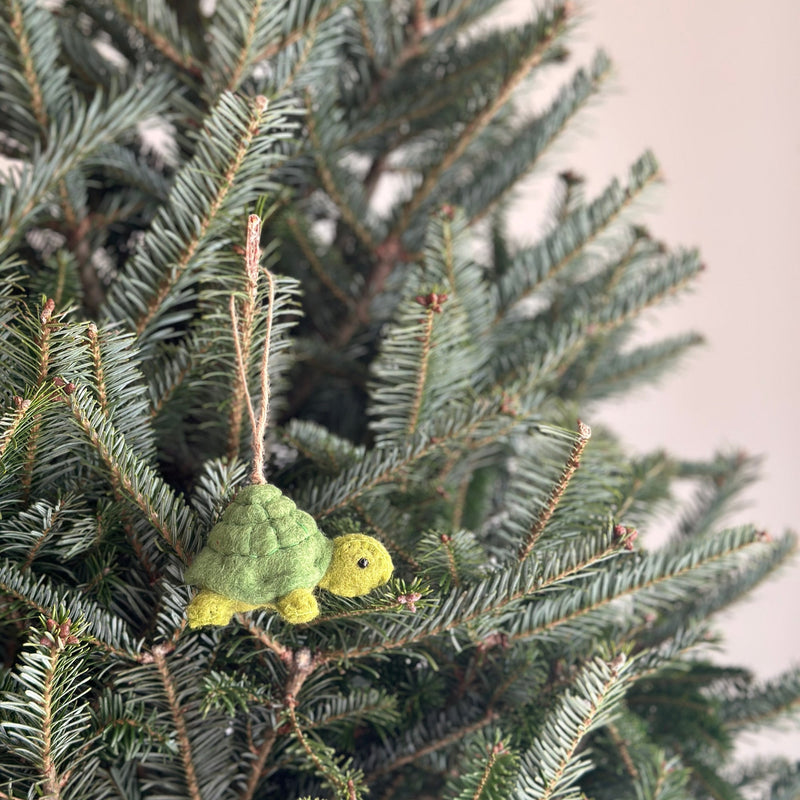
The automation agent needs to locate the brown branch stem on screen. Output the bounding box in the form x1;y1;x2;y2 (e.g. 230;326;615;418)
40;645;61;799
607;722;638;780
286;215;353;310
518;420;591;560
470;742;505;800
86;323;159;581
111;0;201;77
226;0;264;92
240;648;317;800
152;644;203;800
407;309;434;434
255;0;347;61
8;0;47;129
21;299;55;499
366;709;496;781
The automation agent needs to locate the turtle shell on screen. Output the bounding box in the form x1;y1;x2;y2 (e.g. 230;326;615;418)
184;484;334;605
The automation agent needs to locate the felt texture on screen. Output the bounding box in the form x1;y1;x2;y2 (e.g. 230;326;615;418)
186;587;320;627
274;588;319;624
318;534;394;597
184;484;333;605
184;483;395;626
186;590;260;628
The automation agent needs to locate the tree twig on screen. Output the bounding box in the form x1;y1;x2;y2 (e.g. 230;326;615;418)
518;420;592;560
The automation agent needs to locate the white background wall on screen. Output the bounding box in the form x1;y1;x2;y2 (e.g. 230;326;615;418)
503;0;800;758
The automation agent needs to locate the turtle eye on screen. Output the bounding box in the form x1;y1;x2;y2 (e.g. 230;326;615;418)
357;557;369;569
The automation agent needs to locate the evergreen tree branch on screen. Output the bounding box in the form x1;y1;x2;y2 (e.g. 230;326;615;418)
306;96;377;251
406;306;435;435
316;530;627;663
391;3;571;237
467;740;512;800
254;0;348;61
464;52;612;225
0;387;55;490
353;0;376;64
109;0;201;76
505;526;763;648
130;95;268;339
311;387;559;520
85;323;108;415
39;645;61;798
0;79;173;254
66;386;195;563
286;214;354;311
584;332;705;403
286;701;356;796
670;451;759;542
225;0;266;93
17;499;68;573
0;560;137;658
491;247;702;401
721;667;800;732
240;647;318;800
513;656;631;800
441;728;520;800
518;419;592;560
1;399;31;461
366;708;496;781
20;299;55;500
2;618;96;798
85;322;159;581
151;643;202;800
493;152;662;318
635;532;796;652
7;0;48;130
149;340;211;420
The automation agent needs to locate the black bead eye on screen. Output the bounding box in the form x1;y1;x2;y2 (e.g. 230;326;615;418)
357;557;369;569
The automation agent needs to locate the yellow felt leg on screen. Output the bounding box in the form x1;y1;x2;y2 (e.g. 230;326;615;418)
187;590;241;628
274;588;319;624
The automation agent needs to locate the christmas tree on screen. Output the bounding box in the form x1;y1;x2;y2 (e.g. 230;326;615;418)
0;1;797;798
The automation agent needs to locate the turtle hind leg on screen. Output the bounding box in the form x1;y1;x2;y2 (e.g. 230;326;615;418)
274;588;319;624
187;589;245;628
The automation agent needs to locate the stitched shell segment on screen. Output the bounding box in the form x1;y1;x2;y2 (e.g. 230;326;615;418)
184;484;334;604
206;485;316;558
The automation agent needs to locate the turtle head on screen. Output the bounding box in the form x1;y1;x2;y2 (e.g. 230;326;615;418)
318;534;393;597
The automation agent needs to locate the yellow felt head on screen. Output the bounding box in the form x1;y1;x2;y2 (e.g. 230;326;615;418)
318;534;393;597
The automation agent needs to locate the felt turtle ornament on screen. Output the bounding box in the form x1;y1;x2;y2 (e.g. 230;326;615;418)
184;214;393;628
185;484;393;627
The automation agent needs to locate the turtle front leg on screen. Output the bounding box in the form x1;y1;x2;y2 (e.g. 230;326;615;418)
187;589;243;628
274;588;319;624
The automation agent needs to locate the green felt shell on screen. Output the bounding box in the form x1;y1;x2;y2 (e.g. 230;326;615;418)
184;484;334;605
